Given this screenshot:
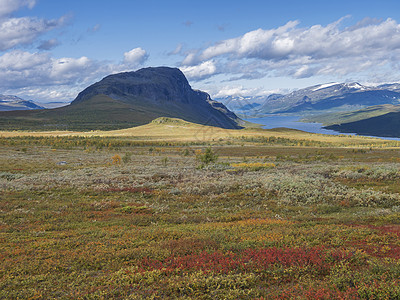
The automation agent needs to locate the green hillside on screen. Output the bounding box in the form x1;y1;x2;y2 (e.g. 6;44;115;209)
0;95;152;131
302;104;400;126
325;111;400;137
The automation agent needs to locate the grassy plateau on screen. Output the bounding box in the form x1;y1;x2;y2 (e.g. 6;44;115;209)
1;118;400;299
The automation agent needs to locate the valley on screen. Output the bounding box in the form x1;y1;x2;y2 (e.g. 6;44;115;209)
2;68;400;299
1;120;400;298
3;1;400;298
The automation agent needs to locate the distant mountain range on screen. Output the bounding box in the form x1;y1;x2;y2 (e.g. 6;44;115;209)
38;101;70;109
217;82;400;138
3;73;400;137
256;82;400;115
217;82;400;117
216;95;265;112
0;95;44;111
0;67;243;131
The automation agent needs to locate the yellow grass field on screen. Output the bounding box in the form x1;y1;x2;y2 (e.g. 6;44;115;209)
0;117;399;148
2;117;400;299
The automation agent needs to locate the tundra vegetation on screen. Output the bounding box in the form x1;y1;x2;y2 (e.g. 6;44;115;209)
1;120;400;299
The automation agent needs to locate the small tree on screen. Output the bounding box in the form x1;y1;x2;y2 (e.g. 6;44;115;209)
197;147;218;167
182;148;191;156
122;152;132;163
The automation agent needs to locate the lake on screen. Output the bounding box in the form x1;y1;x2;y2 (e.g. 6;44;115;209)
245;115;400;140
244;115;353;135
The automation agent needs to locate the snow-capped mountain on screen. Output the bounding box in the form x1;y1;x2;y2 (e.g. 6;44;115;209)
0;95;44;111
257;82;400;115
216;94;283;113
377;83;400;92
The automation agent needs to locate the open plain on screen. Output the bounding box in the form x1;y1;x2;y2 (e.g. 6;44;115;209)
1;120;400;299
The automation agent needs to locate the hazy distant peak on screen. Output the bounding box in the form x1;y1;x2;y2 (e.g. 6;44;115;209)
0;94;44;111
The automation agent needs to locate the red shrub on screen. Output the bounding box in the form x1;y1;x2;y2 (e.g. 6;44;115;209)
140;246;354;277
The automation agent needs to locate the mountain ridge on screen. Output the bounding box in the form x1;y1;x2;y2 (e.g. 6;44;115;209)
0;67;243;131
256;82;400;115
0;95;44;111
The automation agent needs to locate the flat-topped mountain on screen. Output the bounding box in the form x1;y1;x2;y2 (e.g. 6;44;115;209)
71;67;242;129
0;67;243;131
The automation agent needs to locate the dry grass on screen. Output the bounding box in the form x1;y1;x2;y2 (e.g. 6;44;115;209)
1;133;400;298
1;117;399;148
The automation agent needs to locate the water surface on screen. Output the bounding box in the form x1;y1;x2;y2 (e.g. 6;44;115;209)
245;115;400;140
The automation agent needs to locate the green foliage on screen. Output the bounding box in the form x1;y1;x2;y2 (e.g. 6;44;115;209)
196;147;218;167
0;172;24;181
0;135;207;150
182;148;191;156
1;139;400;298
117;205;150;213
122;152;132;163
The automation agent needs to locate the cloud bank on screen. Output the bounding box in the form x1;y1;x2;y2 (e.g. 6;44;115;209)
0;48;149;101
0;0;66;51
0;0;36;18
180;17;400;82
0;1;148;101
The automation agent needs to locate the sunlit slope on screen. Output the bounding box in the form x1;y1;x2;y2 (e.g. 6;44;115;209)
0;95;151;131
1;117;398;147
325;111;400;138
303;104;400;126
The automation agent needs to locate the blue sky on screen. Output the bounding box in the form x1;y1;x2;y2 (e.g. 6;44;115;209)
2;0;400;102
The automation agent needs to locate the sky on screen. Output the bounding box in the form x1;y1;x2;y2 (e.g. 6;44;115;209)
2;0;400;103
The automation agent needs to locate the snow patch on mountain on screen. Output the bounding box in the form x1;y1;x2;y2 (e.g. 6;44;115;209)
312;82;339;91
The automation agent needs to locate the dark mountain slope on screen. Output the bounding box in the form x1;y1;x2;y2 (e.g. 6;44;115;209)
0;67;243;131
325;112;400;138
71;67;242;129
302;104;400;126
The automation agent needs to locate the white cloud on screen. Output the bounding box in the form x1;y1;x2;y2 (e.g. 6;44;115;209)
168;43;183;56
186;20;299;65
213;86;273;98
0;15;66;51
0;1;149;102
0;0;36;18
0;50;49;70
51;57;93;80
180;60;217;80
8;86;76;102
181;17;400;82
0;48;149;101
0;51;100;89
0;0;67;51
123;47;148;66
